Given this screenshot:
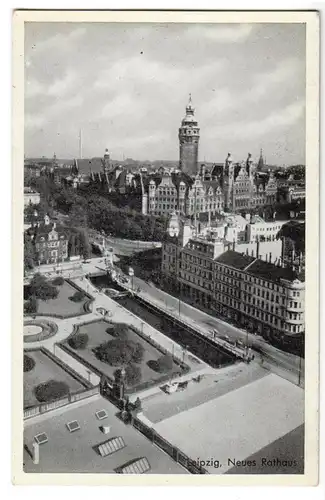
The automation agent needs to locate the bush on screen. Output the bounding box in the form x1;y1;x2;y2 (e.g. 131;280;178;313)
52;276;65;286
29;273;59;301
114;323;130;339
148;354;174;373
69;290;86;302
34;380;70;403
68;333;89;350
106;323;129;339
114;363;142;387
93;338;144;366
132;342;145;363
24;296;38;314
23;354;35;372
133;397;142;411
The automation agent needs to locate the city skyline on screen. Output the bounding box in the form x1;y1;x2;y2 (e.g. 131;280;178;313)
25;23;306;165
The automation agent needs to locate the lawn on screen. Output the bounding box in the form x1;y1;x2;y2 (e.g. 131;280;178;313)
35;281;90;317
24;349;87;409
62;320;181;391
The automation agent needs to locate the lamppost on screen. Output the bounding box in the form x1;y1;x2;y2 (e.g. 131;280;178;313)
120;366;126;401
298;337;303;386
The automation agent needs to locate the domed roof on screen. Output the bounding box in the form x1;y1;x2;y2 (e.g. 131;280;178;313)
182;114;197;124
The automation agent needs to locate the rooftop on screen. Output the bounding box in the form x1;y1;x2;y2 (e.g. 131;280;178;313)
216;250;305;283
215;250;256;270
23;395;187;474
246;258;305;284
75;158;103;175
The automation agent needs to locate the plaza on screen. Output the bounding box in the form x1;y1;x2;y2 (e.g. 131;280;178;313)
26;280;92;317
23;395;187;474
62;319;183;391
143;373;304;474
24;348;88;409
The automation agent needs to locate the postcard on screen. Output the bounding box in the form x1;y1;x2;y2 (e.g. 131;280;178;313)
12;9;319;486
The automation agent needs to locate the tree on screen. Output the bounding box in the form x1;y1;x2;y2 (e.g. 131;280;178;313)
52;276;65;286
68;333;89;350
148;353;174;373
78;228;91;259
93;338;144;366
24;234;36;274
34;380;70;402
114;363;142;387
133;397;142;412
132;342;145;363
23;354;35;372
68;203;88;228
29;273;59;301
24;296;38;314
69;290;86;302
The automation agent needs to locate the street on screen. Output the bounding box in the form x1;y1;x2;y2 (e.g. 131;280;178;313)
127;274;304;386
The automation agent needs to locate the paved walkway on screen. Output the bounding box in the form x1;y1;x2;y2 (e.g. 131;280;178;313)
23;278;210;390
116;274;304;385
72;277;207;372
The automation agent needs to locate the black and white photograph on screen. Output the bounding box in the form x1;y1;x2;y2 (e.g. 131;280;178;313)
12;10;319;485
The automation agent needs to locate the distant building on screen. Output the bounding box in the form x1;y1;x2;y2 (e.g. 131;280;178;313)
144;168;224;218
245;216;289;243
162;216;305;337
26;214;69;265
179;94;200;176
24;187;41;207
278;221;305;273
276;173;306;203
223;153;278;212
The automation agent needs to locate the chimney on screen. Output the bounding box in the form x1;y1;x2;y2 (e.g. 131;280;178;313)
269;252;272;263
232;239;235;251
251;250;254;257
79;129;83;159
32;442;40;465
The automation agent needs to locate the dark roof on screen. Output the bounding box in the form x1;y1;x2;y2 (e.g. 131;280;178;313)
202;180;222;190
28;222;68;242
215;250;256;270
246;259;304;284
76;158;103;175
215;250;305;283
114;169;127;188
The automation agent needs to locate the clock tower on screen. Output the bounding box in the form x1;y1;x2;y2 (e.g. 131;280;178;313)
179;94;200;176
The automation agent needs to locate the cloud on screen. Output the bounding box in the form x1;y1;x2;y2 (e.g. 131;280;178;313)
25;93;84;130
250;58;303;99
200;58;304;118
25;70;77;99
27;27;86;57
24;23;306;164
207;100;305;141
47;71;77;97
186;24;254;42
94;55;183;91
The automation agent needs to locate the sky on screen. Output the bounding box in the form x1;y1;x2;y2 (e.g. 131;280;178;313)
25;22;306;165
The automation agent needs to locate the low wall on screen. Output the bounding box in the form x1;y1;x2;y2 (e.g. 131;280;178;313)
132;415;207;474
54;344;101;386
24;386;100;420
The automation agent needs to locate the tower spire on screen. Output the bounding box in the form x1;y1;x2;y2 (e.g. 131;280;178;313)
257;148;265;171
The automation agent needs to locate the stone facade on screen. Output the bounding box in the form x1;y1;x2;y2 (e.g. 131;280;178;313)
223;153;278;212
146;170;224;218
28;215;69;265
162;218;305;338
179;95;200;176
